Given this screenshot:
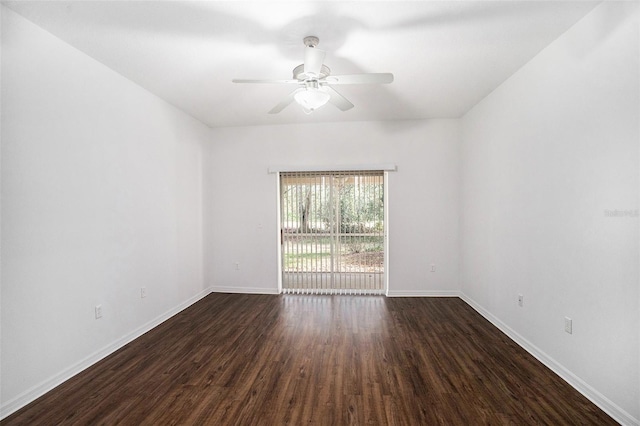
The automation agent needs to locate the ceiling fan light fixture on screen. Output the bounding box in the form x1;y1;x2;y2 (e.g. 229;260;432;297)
294;86;330;112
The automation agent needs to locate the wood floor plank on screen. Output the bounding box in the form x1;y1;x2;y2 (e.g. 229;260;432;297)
1;294;617;425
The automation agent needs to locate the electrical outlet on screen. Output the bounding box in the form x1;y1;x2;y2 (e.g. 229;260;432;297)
564;317;572;334
141;287;147;298
95;305;103;319
430;264;436;272
518;295;524;307
235;262;240;270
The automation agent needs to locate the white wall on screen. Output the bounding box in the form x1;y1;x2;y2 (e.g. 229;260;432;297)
1;6;210;417
205;120;460;296
460;2;639;424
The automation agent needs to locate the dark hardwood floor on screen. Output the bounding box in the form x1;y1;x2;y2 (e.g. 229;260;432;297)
2;294;616;425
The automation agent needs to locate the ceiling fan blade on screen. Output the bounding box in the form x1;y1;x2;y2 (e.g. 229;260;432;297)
325;73;394;85
303;47;326;77
233;79;298;84
325;86;354;111
268;89;301;114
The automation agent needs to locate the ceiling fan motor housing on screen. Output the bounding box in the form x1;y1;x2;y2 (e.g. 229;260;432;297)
293;64;331;81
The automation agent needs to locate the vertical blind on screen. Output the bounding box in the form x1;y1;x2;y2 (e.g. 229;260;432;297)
280;171;385;295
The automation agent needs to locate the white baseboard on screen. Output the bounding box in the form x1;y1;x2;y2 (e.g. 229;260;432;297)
459;292;639;426
386;290;460;297
210;286;280;295
0;287;213;420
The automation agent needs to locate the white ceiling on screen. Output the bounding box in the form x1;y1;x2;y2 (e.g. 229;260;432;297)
4;1;599;128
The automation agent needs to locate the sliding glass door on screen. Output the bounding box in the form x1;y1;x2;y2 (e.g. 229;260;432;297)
280;171;385;295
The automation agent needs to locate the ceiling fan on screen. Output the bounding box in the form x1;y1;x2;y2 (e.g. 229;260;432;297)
232;36;394;114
